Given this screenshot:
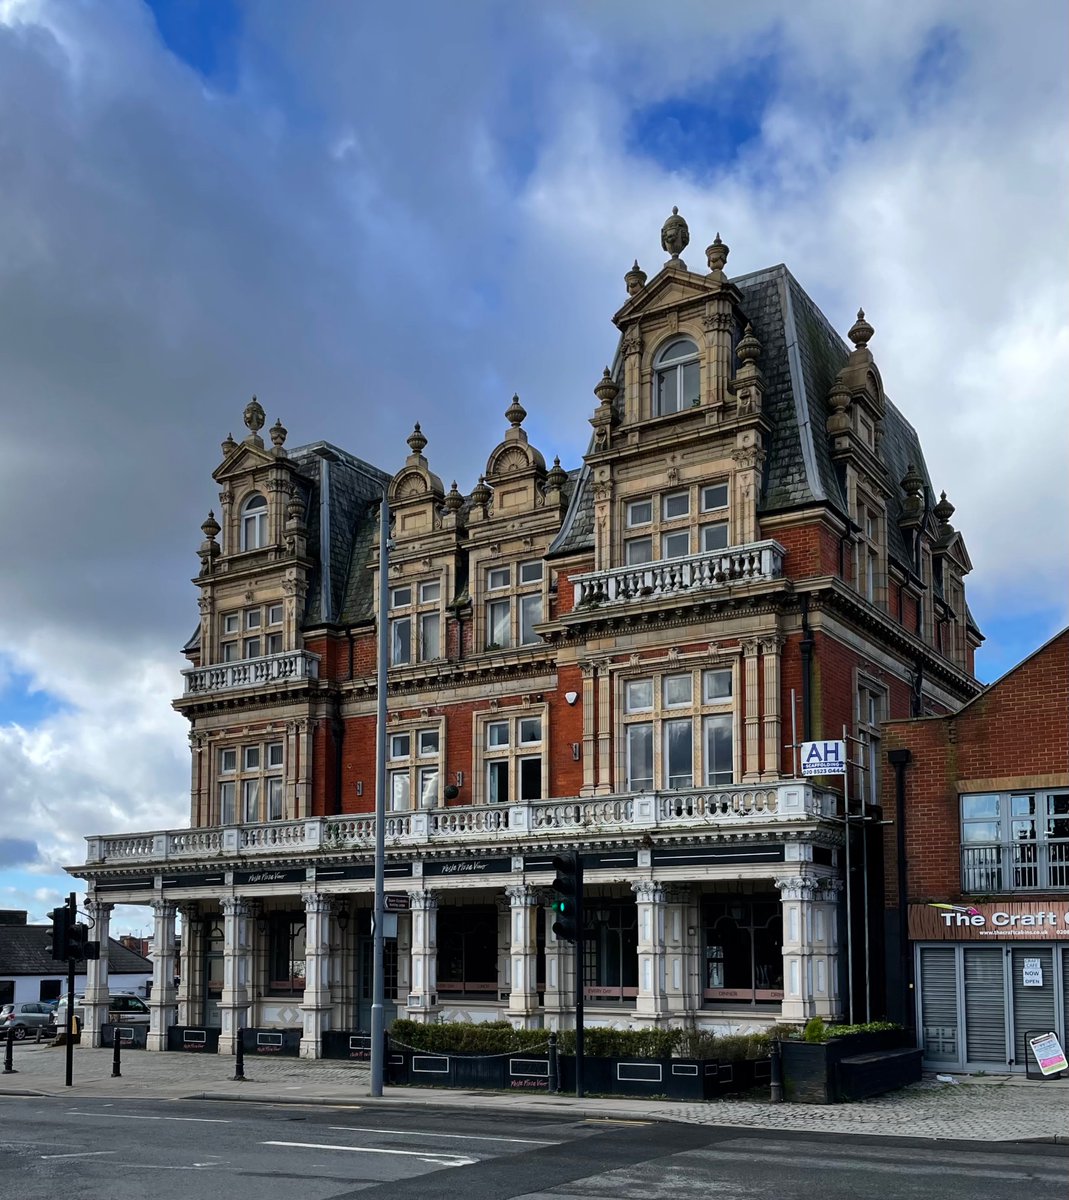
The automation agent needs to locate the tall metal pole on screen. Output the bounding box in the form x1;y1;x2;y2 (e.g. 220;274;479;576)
370;491;390;1098
843;725;854;1025
64;891;76;1087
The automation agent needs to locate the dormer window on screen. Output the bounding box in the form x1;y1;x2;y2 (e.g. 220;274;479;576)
240;493;268;550
653;337;700;415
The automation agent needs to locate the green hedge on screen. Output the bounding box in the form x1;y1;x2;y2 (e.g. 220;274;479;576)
801;1017;901;1044
389;1019;786;1061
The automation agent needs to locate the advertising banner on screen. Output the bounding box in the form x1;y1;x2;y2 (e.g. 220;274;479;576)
909;901;1069;941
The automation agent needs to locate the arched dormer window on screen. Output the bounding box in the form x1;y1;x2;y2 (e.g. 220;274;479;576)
653;337;700;415
241;493;268;551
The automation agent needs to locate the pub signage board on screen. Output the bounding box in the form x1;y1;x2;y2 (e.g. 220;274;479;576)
423;857;512;878
316;863;413;883
233;867;307;887
909;901;1069;941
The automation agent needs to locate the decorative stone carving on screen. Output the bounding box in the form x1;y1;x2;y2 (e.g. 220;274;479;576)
243;397;265;445
407;422;428;455
505;394;527;428
624;259;647;296
621;327;643;358
848;308;874;350
269;417;288;454
220;432;237;458
660;206;690;262
705;233;730;274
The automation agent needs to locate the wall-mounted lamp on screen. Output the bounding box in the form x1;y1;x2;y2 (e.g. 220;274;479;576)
336;907;350;933
255;912;269;936
564;691;579;706
571;743;581;761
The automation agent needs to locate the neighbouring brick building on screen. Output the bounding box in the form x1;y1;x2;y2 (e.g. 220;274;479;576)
882;628;1069;1072
70;208;982;1056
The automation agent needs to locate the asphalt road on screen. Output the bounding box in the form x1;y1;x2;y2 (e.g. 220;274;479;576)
1;1096;1066;1199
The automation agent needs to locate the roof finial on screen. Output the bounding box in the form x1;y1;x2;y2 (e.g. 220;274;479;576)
407;422;428;455
660;205;690;263
505;393;527;428
848;308;874;350
624;259;647;296
706;232;730;274
243;396;265;438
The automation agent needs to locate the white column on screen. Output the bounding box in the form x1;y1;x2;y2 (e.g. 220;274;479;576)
176;902;199;1027
299;892;332;1058
82;899;113;1048
147;900;178;1051
405;890;438;1023
219;897;251;1055
777;876;841;1022
742;637;761;782
332;902;353;1032
662;886;688;1020
632;880;667;1025
506;885;541;1029
542;898;570;1031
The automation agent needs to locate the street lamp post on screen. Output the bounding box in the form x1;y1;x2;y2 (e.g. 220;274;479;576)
369;489;389;1097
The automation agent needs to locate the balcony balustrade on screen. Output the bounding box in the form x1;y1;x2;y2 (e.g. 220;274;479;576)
961;840;1069;893
571;540;786;609
85;782;837;866
181;649;320;696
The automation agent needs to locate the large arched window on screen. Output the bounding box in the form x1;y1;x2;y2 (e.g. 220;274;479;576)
240;493;268;550
653;337;700;415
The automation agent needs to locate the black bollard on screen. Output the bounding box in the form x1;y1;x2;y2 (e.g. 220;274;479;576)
769;1038;784;1103
111;1029;122;1078
548;1032;559;1094
2;1027;16;1074
232;1028;246;1081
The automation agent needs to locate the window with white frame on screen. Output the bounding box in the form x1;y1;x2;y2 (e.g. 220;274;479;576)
217;738;284;824
482;560;545;651
652;336;700;416
387;726;441;811
480;711;543;804
389;579;443;667
961;791;1069;892
622;479;731;567
240;493;268;551
220;600;283;662
622;666;734;791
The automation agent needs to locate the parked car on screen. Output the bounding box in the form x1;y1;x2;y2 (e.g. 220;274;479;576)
51;992;151;1030
0;1002;56;1039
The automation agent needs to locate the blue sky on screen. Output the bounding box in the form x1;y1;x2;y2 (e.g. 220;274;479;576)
0;0;1065;932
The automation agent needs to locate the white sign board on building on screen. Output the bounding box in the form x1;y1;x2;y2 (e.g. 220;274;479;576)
800;740;847;776
1023;957;1044;987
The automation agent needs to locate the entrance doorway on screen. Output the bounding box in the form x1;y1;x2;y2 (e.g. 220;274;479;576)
356;936;398;1032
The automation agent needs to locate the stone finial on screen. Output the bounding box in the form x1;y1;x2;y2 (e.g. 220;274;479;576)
201;510;221;541
624;259;647;296
933;490;955;527
505;393;527;428
735;323;761;366
848;308;874;350
593;367;620;405
470;475;491;510
706;232;730;274
286;487;305;525
660;206;690;261
900;463;924;500
546;456;567;491
407;422;428;455
243;396;266;437
269;417;288;453
444;480;464;513
221;432;237;458
825;376;852;435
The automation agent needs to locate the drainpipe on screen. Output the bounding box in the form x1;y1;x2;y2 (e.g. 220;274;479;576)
799;595;814;740
887;747;913;1033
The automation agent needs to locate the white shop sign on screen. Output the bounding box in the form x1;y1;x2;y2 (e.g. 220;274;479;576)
1023;957;1044;987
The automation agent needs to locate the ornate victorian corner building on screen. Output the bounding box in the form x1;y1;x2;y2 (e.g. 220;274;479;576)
71;210;982;1055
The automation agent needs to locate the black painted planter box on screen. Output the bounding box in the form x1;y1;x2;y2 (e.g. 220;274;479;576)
384;1046;770;1100
166;1025;221;1053
101;1023;148;1049
779;1030;912;1104
240;1027;301;1056
322;1029;374;1061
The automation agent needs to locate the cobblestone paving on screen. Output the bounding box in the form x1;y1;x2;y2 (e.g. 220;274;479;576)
2;1042;1067;1144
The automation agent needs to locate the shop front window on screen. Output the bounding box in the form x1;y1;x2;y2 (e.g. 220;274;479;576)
436;906;498;999
267;913;306;995
702;896;782;1004
581;901;638;1002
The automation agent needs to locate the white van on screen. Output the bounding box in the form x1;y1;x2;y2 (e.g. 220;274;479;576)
51;992;151;1029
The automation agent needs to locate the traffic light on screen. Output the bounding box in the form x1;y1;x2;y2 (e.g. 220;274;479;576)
65;922;88;962
45;906;72;962
550;852;583;943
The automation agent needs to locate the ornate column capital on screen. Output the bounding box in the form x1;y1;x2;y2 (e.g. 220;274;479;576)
505;884;539;906
408;889;438;912
302;891;332;916
775;875;820;901
84;899;114;918
631;880;666;903
150;899;178;920
220;897;249;918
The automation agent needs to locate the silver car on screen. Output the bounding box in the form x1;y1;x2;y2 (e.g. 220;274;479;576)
0;1002;55;1039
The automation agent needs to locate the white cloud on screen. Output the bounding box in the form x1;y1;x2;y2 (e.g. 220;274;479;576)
0;0;1064;889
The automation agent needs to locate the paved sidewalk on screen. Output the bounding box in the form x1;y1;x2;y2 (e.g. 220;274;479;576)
2;1041;1068;1145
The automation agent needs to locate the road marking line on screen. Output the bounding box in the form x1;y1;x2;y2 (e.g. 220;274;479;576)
41;1151;116;1160
327;1124;558;1145
67;1111;229;1123
263;1140;475;1166
583;1118;652;1126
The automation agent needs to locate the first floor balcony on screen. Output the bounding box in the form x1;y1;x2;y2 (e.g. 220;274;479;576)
84;781;838;867
961;840;1069;893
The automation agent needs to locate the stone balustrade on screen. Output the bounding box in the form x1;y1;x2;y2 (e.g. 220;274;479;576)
181;649;320;696
571;539;786;608
84;782;835;866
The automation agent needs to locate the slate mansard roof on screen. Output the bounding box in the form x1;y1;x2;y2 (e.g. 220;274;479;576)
0;926;151;977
